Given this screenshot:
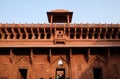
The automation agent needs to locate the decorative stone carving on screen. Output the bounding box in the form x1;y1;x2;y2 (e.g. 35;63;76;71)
52;56;67;65
88;55;106;67
15;56;30;68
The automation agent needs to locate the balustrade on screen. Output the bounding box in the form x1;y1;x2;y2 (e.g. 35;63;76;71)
0;23;120;40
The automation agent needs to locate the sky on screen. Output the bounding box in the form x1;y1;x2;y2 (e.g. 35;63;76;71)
0;0;120;24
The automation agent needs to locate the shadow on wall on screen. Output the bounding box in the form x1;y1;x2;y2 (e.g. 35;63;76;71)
76;46;120;79
72;47;106;79
0;46;120;79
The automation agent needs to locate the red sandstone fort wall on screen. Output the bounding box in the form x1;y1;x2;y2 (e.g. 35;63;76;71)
0;48;120;79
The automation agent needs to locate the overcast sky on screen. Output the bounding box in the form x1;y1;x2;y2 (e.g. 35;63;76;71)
0;0;120;23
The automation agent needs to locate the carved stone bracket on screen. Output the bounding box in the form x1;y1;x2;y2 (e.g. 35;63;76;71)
87;48;90;63
30;49;33;64
69;49;72;65
48;49;52;64
88;55;107;67
10;49;15;65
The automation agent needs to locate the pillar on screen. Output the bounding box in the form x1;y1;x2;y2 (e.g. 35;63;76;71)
67;14;70;24
50;15;53;24
69;49;72;79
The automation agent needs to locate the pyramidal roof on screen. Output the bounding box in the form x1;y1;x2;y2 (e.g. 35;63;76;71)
47;9;73;23
50;9;69;12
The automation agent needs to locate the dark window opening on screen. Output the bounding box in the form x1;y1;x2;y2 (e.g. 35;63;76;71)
56;69;65;79
33;28;38;33
22;33;26;39
14;28;19;33
39;28;44;33
16;34;20;39
52;28;55;34
28;34;32;39
26;28;31;33
108;28;112;33
106;33;110;39
20;28;25;33
19;69;27;79
89;28;94;33
95;28;100;33
10;34;14;39
83;28;87;33
114;28;118;34
100;34;104;39
47;33;51;39
4;33;8;39
76;34;80;39
65;28;68;34
45;28;50;33
70;33;74;39
76;28;81;33
40;78;43;79
7;28;12;33
93;68;102;79
82;34;86;39
101;28;106;34
112;33;116;39
70;28;75;33
94;34;98;39
55;41;65;44
34;34;38;39
41;33;44;39
88;34;92;39
1;28;6;33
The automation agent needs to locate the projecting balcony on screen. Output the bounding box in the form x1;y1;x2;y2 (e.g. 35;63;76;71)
0;23;120;47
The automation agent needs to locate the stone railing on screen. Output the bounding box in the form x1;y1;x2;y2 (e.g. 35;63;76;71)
0;23;120;40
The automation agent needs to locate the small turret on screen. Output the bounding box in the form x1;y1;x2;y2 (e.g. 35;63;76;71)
47;9;73;24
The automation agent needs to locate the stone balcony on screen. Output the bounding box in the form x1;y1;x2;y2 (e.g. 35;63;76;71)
0;23;120;47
